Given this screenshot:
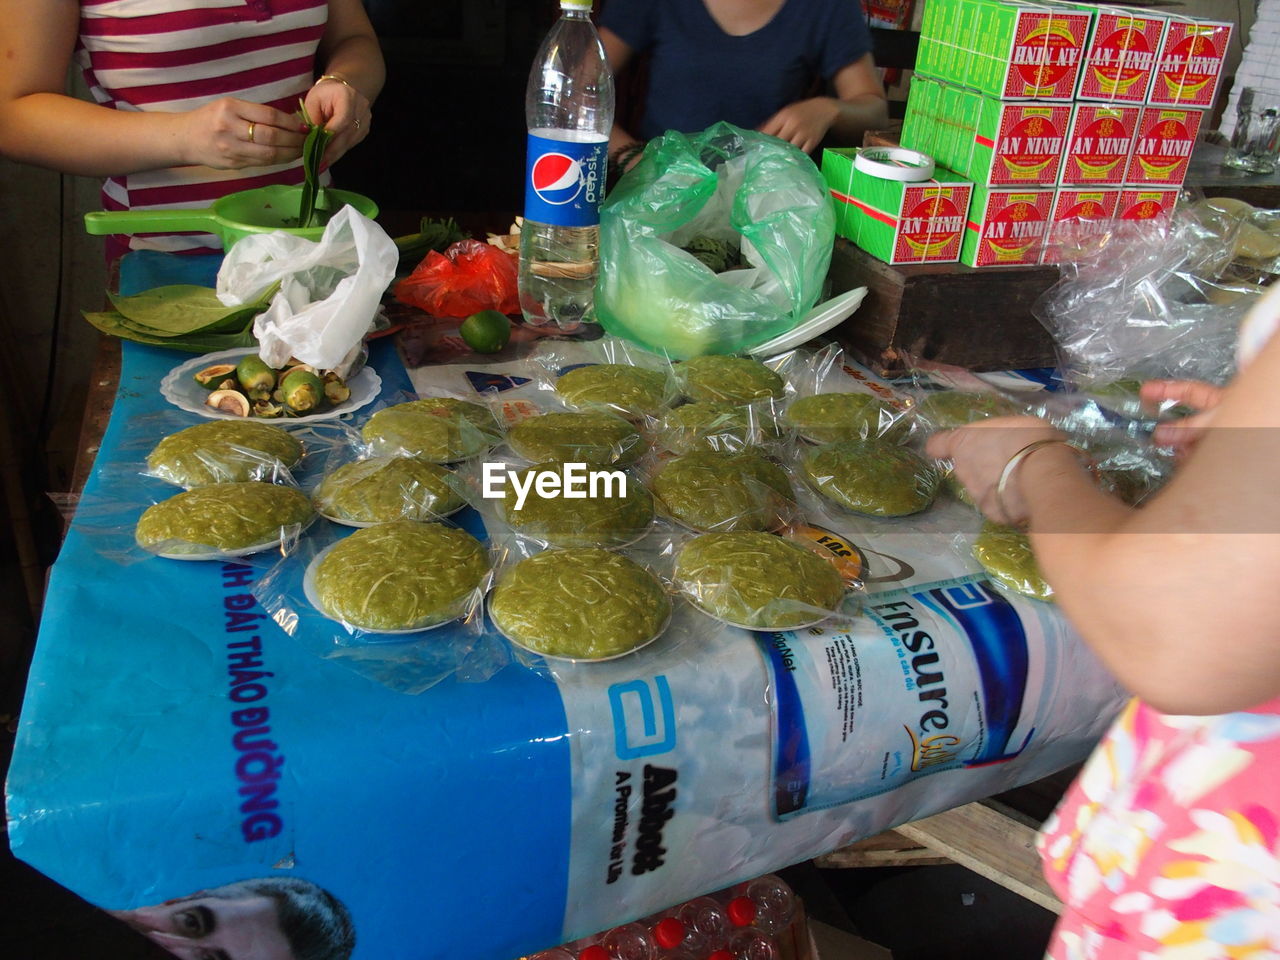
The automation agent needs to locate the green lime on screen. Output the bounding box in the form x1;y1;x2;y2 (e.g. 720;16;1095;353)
460;310;511;353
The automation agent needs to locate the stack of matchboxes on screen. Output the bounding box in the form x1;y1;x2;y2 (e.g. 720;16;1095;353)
822;0;1232;267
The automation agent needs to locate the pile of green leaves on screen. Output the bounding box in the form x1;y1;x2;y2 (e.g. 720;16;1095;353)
297;100;334;228
83;283;278;352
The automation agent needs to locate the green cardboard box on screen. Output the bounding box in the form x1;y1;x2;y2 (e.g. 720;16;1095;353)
823;147;973;266
916;0;1092;100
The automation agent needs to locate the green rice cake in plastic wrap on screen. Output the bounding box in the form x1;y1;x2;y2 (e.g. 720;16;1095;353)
554;364;671;419
490;548;671;661
500;461;654;548
147;420;303;488
313;457;466;525
678;355;785;404
507;411;647;466
675;530;845;630
313;522;489;631
653;450;794;532
598;122;834;358
972;522;1054;601
804;440;941;517
362;398;500;463
913;391;1018;431
136;482;314;557
785;393;909;443
656;401;781;454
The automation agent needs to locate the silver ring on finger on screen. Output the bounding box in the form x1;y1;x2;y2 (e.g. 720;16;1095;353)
354;118;361;129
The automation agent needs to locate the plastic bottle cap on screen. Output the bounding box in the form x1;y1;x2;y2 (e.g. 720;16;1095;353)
561;0;594;8
578;947;609;960
727;896;757;927
652;918;685;950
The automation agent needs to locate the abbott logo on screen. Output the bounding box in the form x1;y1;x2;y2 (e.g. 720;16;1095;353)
482;461;627;511
609;677;676;760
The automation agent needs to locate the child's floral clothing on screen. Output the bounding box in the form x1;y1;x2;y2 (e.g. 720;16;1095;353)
1037;698;1280;958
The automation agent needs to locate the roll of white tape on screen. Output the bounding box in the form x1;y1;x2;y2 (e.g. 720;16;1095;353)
854;147;937;182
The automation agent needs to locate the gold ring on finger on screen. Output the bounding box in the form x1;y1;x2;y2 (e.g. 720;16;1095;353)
247;121;256;143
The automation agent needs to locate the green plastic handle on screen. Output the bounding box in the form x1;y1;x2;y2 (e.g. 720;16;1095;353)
84;208;221;237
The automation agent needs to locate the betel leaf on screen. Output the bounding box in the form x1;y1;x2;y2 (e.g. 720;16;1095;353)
297;100;334;229
106;285;267;337
83;310;259;353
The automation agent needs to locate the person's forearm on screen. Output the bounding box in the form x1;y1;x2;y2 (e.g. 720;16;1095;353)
320;37;385;103
825;94;890;145
1018;446;1261;715
0;93;187;176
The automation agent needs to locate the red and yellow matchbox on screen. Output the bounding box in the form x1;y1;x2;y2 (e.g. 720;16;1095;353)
1117;188;1179;223
1076;11;1164;103
1060;104;1140;185
1042;188;1119;263
1148;19;1232;108
961;187;1054;267
1126;107;1201;186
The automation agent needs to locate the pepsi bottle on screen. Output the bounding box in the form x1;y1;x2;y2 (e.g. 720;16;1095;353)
520;0;614;330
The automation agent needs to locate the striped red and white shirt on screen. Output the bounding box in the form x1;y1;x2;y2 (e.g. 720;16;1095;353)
76;0;329;260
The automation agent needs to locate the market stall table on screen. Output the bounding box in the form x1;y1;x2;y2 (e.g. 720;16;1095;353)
8;271;1123;960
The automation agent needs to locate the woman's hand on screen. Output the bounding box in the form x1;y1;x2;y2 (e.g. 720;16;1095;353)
302;76;371;167
926;417;1068;526
758;98;840;154
1143;379;1226;457
178;97;305;169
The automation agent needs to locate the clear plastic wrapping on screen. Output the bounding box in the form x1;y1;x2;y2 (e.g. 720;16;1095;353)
783;344;913;444
527;339;681;421
144;417;307;488
504;408;649;466
671;529;857;631
1034;210;1256;390
800;439;943;519
311;455;469;525
360;392;504;463
53;478;315;567
251;517;506;695
488;546;673;662
652;398;785;454
463;454;657;550
646;449;800;533
966;522;1055;602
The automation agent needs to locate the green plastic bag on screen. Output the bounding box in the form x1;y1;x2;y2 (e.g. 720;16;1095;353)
598;122;835;359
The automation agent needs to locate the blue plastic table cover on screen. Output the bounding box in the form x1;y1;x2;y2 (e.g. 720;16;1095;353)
6;320;1125;960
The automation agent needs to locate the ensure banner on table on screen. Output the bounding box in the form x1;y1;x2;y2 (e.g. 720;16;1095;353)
7;339;1124;960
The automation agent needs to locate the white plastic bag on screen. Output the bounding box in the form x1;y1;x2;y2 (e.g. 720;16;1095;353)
216;206;398;371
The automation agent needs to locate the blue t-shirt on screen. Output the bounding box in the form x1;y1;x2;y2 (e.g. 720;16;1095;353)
601;0;873;141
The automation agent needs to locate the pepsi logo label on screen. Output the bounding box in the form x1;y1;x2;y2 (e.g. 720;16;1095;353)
524;132;606;228
531;153;585;205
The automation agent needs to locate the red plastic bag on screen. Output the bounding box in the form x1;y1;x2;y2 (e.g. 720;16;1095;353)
393;239;519;317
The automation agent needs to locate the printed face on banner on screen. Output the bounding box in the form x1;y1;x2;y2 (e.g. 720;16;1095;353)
113;896;294;960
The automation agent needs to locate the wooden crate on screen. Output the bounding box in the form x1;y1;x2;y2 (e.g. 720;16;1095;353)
825;239;1060;376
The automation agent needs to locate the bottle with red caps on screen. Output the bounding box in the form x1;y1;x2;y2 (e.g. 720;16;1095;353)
724;928;778;960
741;876;796;937
599;922;656;960
667;897;730;955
